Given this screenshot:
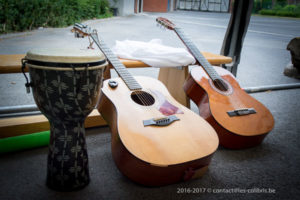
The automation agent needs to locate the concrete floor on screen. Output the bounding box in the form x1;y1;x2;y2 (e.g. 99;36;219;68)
0;11;300;200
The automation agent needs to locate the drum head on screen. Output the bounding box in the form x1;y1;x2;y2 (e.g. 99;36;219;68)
25;48;107;70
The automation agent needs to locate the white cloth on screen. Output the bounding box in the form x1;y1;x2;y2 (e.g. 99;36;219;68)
112;39;195;68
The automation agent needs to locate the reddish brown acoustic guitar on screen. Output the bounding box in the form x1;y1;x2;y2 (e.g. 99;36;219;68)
157;17;274;149
72;23;219;186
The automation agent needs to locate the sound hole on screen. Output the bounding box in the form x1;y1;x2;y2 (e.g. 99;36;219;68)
131;91;155;106
213;79;228;92
209;78;233;96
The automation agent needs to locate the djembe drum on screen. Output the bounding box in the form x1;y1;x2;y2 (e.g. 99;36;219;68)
22;48;107;191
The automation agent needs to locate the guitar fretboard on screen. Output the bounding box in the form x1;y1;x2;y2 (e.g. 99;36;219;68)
174;27;221;81
90;34;142;90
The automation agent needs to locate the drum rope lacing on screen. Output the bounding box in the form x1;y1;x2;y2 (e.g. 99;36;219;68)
71;64;89;98
21;58;32;93
21;58;100;94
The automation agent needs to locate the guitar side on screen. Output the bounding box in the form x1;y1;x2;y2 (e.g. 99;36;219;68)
184;67;274;149
98;76;219;186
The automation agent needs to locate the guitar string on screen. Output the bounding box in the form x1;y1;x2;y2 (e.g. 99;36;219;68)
74;25;153;108
173;26;248;111
88;27;171;116
90;32;154;107
107;53;154;106
100;41;156;107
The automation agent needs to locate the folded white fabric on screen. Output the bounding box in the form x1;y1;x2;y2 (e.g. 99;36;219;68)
112;39;196;68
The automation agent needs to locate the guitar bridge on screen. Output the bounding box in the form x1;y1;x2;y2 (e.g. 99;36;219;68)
143;115;179;127
227;108;256;117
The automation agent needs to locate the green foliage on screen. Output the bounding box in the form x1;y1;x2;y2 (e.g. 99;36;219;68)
0;0;112;33
259;9;277;15
259;4;300;18
273;4;283;11
253;0;273;13
276;0;287;7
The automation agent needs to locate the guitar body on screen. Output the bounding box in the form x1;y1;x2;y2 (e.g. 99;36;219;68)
98;76;219;186
184;66;274;149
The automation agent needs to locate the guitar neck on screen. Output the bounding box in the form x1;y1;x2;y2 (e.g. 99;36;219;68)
174;27;220;81
90;33;142;91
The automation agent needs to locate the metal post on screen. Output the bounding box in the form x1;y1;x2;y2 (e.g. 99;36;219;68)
220;0;254;76
243;83;300;93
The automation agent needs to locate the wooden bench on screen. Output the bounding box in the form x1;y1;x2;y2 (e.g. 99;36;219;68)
0;53;232;138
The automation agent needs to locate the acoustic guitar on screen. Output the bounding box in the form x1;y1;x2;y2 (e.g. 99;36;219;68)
157;17;274;149
72;23;219;186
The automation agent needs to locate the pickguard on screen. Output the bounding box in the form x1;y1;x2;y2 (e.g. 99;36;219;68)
151;89;184;116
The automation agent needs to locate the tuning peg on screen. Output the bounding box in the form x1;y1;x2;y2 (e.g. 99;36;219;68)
74;23;81;28
75;23;87;29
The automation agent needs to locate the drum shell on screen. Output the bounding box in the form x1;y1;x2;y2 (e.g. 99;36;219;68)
28;65;105;123
24;50;107;191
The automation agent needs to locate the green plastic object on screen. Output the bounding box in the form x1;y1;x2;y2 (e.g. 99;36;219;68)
0;131;50;154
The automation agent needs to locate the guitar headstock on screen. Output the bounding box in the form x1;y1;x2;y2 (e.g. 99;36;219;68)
71;23;94;38
71;23;100;49
156;17;176;30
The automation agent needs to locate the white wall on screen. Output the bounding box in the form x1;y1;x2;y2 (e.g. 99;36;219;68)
178;0;230;12
120;0;135;16
108;0;135;16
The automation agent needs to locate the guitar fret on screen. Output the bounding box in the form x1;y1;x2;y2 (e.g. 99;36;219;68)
126;79;139;83
114;65;125;69
109;58;120;62
90;33;142;90
119;75;133;80
175;27;222;81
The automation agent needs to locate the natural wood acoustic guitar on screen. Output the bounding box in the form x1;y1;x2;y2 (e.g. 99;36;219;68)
157;17;274;149
72;23;219;186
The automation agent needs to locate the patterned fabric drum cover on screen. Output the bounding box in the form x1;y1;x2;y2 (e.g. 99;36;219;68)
25;49;107;191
